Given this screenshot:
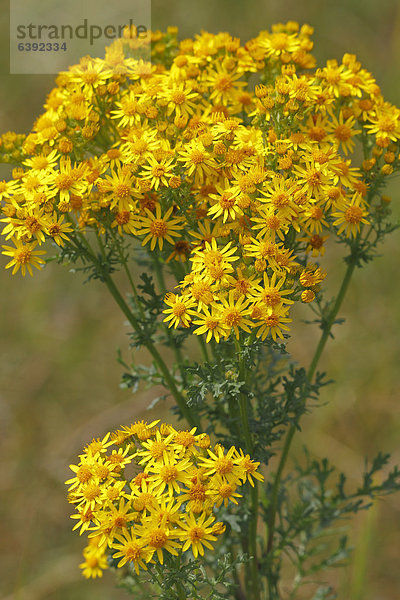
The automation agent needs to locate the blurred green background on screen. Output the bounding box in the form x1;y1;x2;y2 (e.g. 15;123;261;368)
0;0;399;598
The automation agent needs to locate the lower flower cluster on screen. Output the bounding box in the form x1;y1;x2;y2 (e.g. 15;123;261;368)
66;420;263;578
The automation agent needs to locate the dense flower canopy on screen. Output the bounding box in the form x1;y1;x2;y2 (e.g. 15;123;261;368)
0;22;398;342
66;420;263;578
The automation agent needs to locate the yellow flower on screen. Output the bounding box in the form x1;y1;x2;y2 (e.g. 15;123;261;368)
198;445;244;485
70;57;112;93
207;477;242;508
251;206;291;242
112;527;151;572
146;455;194;496
299;265;326;287
231;269;261;300
251;271;294;309
140;154;175;190
258;176;299;220
163;82;199;118
292;161;331;199
191;237;239;275
316;60;353;97
65;456;97;492
23;149;59;173
327;111;361;155
365;105;400;143
300;204;329;235
49;157;87;204
166;239;192;263
111;91;144;128
3;206;48;245
300;233;329;257
178;139;218;184
179;477;210;514
216;291;254;339
71;506;96;535
163;292;196;328
83;432;113;457
192;306;229;343
138;523;181;564
208;185;243;223
0;178;19;201
73;480;105;512
99;167;138;212
255;305;292;341
80;539;108;578
260;31;301;59
136;429;177;468
204;64;246;106
46;214;74;246
244;237;280;264
237;451;264;487
2;238;45;276
89;498;137;548
137;205;184;251
111;209;139;236
332;193;369;237
145;497;182;530
177;512;217;558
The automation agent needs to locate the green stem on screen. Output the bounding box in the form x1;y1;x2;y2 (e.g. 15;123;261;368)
151;254;188;384
235;338;261;600
70;231;198;428
175;582;186;600
197;334;210;363
250;481;260;599
111;232;147;322
102;271;198;429
235;338;253;454
174;555;186;600
307;260;356;381
266;257;357;556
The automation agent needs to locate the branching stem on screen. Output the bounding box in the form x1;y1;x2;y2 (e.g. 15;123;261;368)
266;255;357;557
69;231;198;428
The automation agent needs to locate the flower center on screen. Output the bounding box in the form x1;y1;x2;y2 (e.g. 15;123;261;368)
150;441;167;458
160;465;178;482
77;465;92;483
219;483;233;498
55;174;73;190
345;205;363;223
189;483;206;501
265;313;280;327
150;219;168;237
126;543;142;560
190;150;205;164
216;76;233;91
219;193;236;209
115;183;131;198
261;290;281;306
335;124;351;141
148;529;168;548
215;457;233;475
189;526;205;541
83;483;100;500
171;91;186;105
152;165;166;178
16;248;33;264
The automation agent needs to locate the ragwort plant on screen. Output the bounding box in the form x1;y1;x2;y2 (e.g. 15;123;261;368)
1;21;399;600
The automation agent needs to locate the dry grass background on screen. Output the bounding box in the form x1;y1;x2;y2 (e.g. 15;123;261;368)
0;0;399;598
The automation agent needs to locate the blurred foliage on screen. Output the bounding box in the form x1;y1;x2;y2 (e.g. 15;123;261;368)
0;0;399;598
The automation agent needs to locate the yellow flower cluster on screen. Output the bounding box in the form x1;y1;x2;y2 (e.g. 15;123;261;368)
1;23;398;339
66;419;263;578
